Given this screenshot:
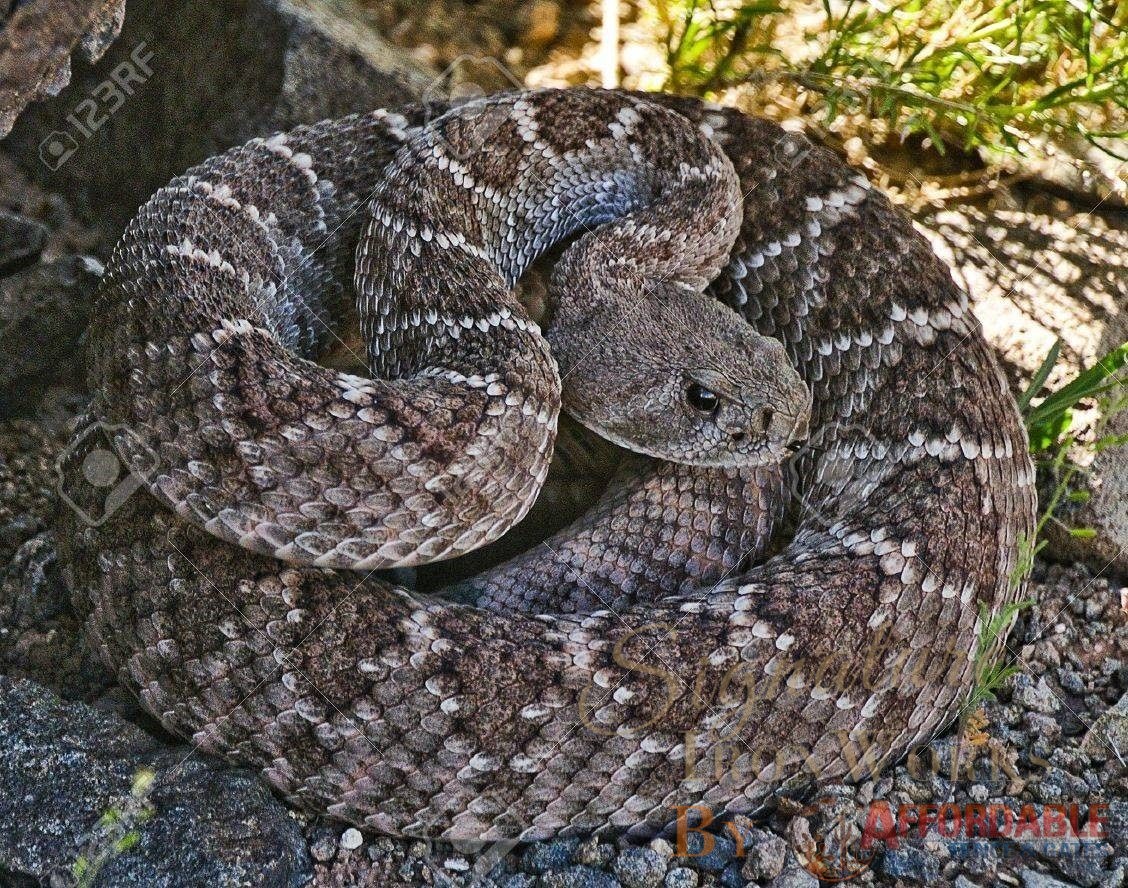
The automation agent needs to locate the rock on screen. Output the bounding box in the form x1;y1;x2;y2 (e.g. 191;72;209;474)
770;865;819;888
1050;842;1114;888
664;866;699;888
3;0;427;232
521;837;580;874
1030;766;1093;806
1107;800;1128;847
741;827;788;881
572;836;615;869
1081;688;1128;763
539;864;621;888
0;0;127;136
612;846;666;888
678;829;737;872
0;421;63;563
0;533;113;699
1019;866;1081;888
879;844;942;884
1012;675;1062;715
308;828;338;863
718;862;744;887
0;255;102;414
339;828;363;851
0;677;311;886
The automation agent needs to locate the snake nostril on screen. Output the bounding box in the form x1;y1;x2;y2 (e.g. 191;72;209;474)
730;431;746;443
760;408;774;434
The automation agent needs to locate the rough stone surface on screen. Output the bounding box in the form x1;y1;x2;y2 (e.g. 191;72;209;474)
741;827;789;881
3;0;426;231
612;847;667;888
0;255;101;413
0;676;311;887
0;0;127;136
0;421;60;563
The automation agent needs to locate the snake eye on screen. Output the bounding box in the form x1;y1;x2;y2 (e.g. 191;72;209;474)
685;382;720;414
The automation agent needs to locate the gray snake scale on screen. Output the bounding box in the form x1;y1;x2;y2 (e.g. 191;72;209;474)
57;89;1036;841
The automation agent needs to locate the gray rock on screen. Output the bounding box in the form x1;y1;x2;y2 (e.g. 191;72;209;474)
1099;859;1125;888
1013;675;1062;715
0;421;64;563
572;836;615;869
0;0;126;137
1106;800;1127;847
521;838;580;874
961;839;1002;878
664;866;699;888
769;866;819;888
1030;767;1092;806
612;847;666;888
0;677;310;886
741;827;788;881
678;830;737;872
1020;866;1081;888
878;844;942;884
539;864;621;888
0;256;101;414
1051;842;1114;888
3;0;427;232
718;861;744;887
339;827;363;851
0;533;113;700
1081;691;1128;764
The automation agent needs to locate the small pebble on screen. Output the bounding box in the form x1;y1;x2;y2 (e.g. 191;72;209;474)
339;827;363;850
309;831;337;862
770;866;819;888
612;847;666;888
664;867;698;888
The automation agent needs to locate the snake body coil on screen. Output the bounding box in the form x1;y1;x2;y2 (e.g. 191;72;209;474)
58;89;1035;840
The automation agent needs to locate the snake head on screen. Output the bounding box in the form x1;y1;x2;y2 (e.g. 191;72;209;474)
549;284;812;468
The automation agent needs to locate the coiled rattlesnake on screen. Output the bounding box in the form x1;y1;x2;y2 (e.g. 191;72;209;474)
57;89;1035;841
